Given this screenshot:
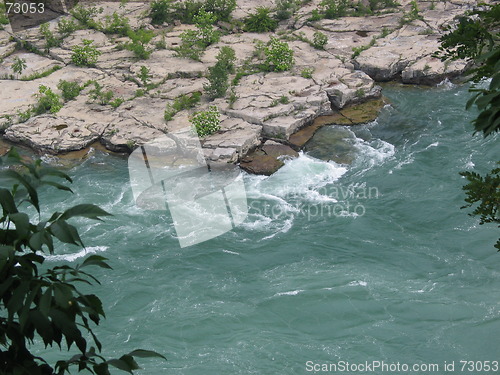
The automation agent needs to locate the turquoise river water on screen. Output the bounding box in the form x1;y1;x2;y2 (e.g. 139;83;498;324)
33;82;499;374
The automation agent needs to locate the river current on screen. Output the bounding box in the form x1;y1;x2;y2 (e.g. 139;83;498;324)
35;82;499;374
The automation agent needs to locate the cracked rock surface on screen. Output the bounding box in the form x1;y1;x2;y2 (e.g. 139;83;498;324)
0;0;481;164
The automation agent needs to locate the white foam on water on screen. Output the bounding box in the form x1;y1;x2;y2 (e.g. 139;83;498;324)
352;138;395;172
348;280;368;287
273;289;304;297
222;249;240;255
437;78;456;90
261;218;293;240
424;142;439;150
247;152;348;200
45;245;108;262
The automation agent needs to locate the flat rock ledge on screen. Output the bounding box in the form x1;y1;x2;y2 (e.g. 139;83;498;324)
0;0;480;174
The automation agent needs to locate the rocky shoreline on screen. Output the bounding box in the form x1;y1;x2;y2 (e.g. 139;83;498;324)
0;0;478;174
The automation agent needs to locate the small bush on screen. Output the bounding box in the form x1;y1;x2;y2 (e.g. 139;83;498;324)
312;31;328;49
138;66;151;87
0;2;9;29
275;0;299;20
71;39;101;66
39;23;61;51
150;0;171;25
11;57;27;77
110;97;125;108
400;0;422;24
88;81;114;105
204;46;236;99
244;7;278;32
191;106;221;137
125;29;154;59
264;37;294;72
172;0;204;23
301;67;314;78
320;0;349;19
57;18;79;37
175;11;219;60
175;29;204;60
70;5;103;28
308;9;322;21
204;0;236;21
17;109;32;123
57;80;83;101
33;85;62;115
194;10;220;47
164;92;202;121
101;12;131;35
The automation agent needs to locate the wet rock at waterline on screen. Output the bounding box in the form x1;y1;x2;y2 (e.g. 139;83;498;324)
304;126;358;165
240;141;299;176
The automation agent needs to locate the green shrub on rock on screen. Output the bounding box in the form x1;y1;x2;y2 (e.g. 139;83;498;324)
101;12;131;35
57;80;83;101
275;0;299;20
204;0;236;21
172;0;204;24
125;29;154;59
57;17;79;37
33;85;63;115
39;23;61;51
190;106;221;137
244;7;278;32
193;10;220;47
319;0;349;19
150;0;172;25
71;39;101;67
70;5;103;28
204;46;236;99
312;31;328;49
264;37;294;72
164;92;202;121
11;57;27;77
175;10;220;60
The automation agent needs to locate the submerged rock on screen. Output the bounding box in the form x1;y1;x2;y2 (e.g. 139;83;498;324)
303;126;357;164
240;140;298;176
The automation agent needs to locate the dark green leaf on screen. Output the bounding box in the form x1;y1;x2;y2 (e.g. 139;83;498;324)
53;283;74;309
128;349;167;360
93;363;111;375
80;255;112;269
38;167;73;183
107;359;134;373
9;212;30;239
119;355;140;370
7;281;29;318
39;287;52;317
2;170;40;212
0;188;18;214
50;220;83;246
60;204;112;221
41;180;73;193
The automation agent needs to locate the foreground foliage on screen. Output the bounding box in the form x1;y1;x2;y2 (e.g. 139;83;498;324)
0;150;165;374
437;3;499;249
